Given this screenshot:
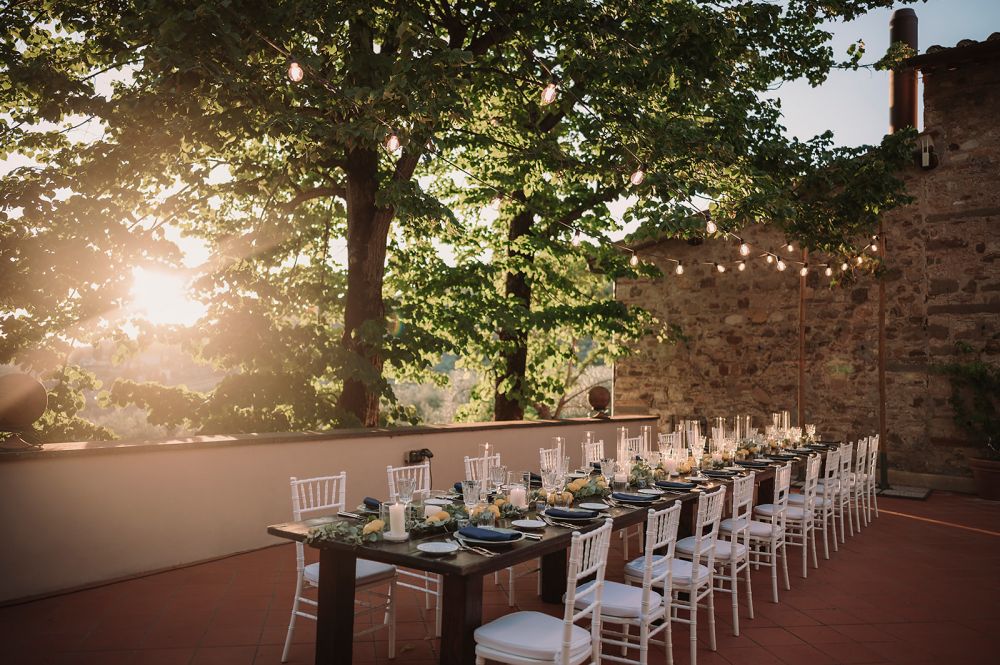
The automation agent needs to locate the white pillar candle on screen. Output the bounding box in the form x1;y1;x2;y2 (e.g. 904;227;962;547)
388;502;406;536
509;486;527;509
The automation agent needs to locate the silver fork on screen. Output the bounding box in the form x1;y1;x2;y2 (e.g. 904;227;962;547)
448;538;496;556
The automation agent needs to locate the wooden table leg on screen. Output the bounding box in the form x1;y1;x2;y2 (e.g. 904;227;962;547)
315;548;356;665
540;549;567;603
440;573;483;665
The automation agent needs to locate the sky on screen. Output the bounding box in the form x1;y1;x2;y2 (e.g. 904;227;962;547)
772;0;1000;147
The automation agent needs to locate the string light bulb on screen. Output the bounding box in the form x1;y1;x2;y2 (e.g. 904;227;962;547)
738;260;746;271
870;240;879;252
799;265;808;277
765;254;774;264
705;217;717;234
716;263;726;273
675;263;684;275
777;259;787;271
841;261;849;272
385;132;401;152
287;60;304;82
786;243;795;252
825;266;833;277
629;253;639;267
571;230;581;247
855;255;864;265
541;82;558;105
629;167;646;186
739;242;750;256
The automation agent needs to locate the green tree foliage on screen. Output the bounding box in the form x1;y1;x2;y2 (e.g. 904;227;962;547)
2;1;914;439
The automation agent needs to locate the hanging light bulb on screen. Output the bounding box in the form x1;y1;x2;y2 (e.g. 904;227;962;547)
674;262;684;275
705;215;717;234
716;263;726;273
385;132;401;152
799;265;808;277
777;259;787;271
287;60;304;82
786;242;795;252
738;260;747;272
739;242;750;256
825;266;833;277
765;254;774;264
629;167;646;186
571;230;581;247
629;253;639;267
855;255;864;265
841;261;849;272
541;81;558;105
870;240;879;252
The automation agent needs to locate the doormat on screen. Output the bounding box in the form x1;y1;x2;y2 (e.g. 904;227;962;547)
877;485;931;500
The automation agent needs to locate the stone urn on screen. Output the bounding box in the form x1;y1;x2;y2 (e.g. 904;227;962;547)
969;457;1000;501
588;386;611;419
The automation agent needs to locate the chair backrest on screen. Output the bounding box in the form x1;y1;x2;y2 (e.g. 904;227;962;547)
618;427;647;460
581;439;605;466
289;473;347;570
386;462;431;502
539;446;560;471
463;454;500;482
868;438;879;482
689;486;727;569
562;519;614;665
638;502;682;611
854;437;869;478
730;471;756;523
801;453;822;513
838;442;853;485
819;448;841;502
761;464;792;535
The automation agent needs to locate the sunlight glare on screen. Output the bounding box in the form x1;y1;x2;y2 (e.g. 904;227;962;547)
131;268;206;326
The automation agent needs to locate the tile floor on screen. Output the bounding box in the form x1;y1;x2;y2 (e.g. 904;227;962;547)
2;492;998;665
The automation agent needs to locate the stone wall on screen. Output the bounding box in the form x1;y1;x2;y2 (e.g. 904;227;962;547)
615;50;1000;485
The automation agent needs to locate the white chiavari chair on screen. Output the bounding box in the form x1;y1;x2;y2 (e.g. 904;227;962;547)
852;437;870;529
652;487;726;665
790;447;839;559
385;463;442;635
464;454;501;484
540;445;562;472
740;463;791;603
759;454;819;578
867;434;880;520
599;502;681;665
683;472;755;636
582;438;606;468
283;474;396;662
474;520;614;665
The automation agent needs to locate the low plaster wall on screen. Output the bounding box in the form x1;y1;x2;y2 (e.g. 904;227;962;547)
0;416;654;604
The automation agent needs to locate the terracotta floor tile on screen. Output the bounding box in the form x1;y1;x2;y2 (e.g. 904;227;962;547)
189;645;257;665
814;640;891;664
742;626;805;646
765;643;839;665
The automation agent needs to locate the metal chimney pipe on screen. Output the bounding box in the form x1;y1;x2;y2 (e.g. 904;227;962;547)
889;8;918;132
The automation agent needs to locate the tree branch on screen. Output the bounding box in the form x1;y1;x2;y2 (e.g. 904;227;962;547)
280;185;347;213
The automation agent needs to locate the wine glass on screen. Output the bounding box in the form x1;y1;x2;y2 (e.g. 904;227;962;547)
396;477;417;504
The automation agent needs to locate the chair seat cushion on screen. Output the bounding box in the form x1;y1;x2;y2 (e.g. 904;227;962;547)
573;580;663;619
304;559;396;586
675;536;748;561
720;517;783;539
755;503;810;521
624;555;710;586
788;493;831;507
474;610;592;660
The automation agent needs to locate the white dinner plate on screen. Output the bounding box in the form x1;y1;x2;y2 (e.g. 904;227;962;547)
638;488;665;495
566;471;588;479
456;528;525;547
579;502;609;511
424;498;453;507
511;519;546;530
417;542;459;556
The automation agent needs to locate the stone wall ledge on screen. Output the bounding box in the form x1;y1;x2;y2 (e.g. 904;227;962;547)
0;414;657;462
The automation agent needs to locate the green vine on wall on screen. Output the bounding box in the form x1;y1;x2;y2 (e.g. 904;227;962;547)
933;342;1000;459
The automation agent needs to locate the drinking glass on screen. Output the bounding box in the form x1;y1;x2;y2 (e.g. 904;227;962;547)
489;464;508;494
462;480;482;512
396;477;417;504
600;457;616;483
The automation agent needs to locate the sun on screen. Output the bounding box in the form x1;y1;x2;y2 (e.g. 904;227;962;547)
130;267;207;326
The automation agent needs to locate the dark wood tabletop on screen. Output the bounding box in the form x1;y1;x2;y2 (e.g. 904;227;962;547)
266;461;797;665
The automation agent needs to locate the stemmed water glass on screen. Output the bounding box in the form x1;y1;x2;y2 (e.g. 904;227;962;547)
396;477;417;504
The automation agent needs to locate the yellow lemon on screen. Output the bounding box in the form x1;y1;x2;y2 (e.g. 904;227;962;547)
363;519;385;536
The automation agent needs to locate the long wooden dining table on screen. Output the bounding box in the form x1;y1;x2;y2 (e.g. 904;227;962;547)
267;461;794;665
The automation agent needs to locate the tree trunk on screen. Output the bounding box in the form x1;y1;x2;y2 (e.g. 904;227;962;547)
336;146;391;427
494;209;534;421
